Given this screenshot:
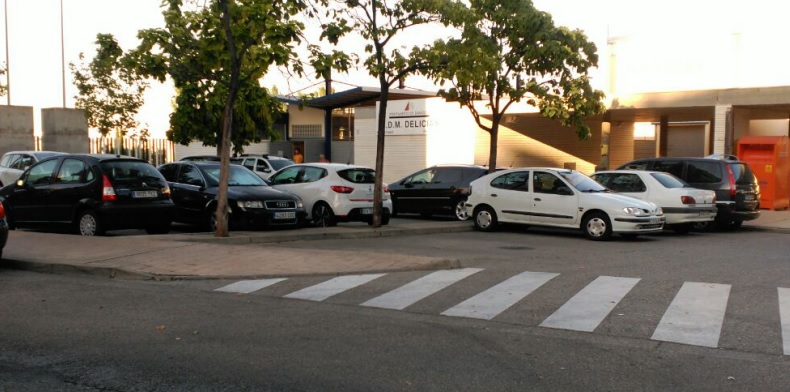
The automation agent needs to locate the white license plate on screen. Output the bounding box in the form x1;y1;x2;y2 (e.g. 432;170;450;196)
361;208;372;215
133;190;157;198
699;211;713;217
649;217;661;224
745;194;755;201
274;211;296;219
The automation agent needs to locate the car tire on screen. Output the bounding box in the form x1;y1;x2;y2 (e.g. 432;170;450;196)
381;213;390;225
313;202;337;227
454;199;469;221
145;221;172;235
76;210;105;236
473;206;497;232
204;209;218;232
582;211;612;241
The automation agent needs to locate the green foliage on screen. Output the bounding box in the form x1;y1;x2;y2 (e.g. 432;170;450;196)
421;0;606;170
70;34;148;137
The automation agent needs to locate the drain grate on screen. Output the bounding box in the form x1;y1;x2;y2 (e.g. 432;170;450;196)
499;246;534;250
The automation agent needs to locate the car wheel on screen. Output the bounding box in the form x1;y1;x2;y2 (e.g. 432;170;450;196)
77;210;105;236
582;211;612;241
145;221;172;235
473;206;497;232
454;199;469;221
691;221;713;232
381;213;391;226
313;202;337;227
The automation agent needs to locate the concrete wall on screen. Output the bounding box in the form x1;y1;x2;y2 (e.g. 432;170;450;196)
41;108;89;153
609;122;636;169
0;105;34;156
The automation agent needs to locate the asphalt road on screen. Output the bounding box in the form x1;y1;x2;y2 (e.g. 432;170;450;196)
2;223;790;391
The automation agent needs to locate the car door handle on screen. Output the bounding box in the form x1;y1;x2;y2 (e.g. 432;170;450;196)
534;198;541;201
490;193;497;197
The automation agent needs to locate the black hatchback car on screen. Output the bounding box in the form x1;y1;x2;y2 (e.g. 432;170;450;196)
0;154;174;236
158;161;306;230
617;154;761;229
389;164;490;220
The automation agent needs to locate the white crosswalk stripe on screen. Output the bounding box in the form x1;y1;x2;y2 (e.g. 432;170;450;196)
284;274;386;302
441;271;559;320
777;288;790;355
540;276;641;332
214;278;287;294
361;268;483;310
651;282;731;348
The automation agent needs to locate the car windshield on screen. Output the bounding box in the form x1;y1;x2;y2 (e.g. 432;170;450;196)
101;161;164;184
650;172;687;188
559;171;608;192
729;163;756;185
269;158;294;171
201;165;267;187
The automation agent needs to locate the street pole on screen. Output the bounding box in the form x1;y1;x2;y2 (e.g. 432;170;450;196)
4;0;9;105
60;0;66;108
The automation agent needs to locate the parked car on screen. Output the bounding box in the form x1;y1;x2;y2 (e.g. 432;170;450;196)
158;161;306;230
617;154;761;229
179;155;221;162
388;164;489;220
231;154;295;180
0;154;174;236
590;170;717;234
0;201;7;260
0;151;65;187
465;168;665;240
266;163;392;227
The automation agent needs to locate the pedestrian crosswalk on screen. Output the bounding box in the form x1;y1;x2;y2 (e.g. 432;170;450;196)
213;269;790;355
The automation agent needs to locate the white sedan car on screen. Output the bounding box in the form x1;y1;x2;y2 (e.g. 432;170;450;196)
0;151;65;187
267;163;392;226
465;168;665;240
590;170;717;233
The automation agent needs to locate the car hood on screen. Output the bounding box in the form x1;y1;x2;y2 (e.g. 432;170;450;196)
210;185;300;201
583;191;659;210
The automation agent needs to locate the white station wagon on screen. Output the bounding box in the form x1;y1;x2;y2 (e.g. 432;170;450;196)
465;168;665;240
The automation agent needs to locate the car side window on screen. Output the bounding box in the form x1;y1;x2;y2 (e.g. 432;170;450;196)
301;167;326;183
651;160;684;178
407;169;434;185
686;161;722;184
590;173;613;187
270;167;301;184
491;171;529;191
609;173;647;193
620;161;648;170
7;154;23;170
240;159;255;171
25;159;59;185
0;153;13;168
533;172;570;195
432;168;462;184
176;165;205;186
158;164;178;182
56;158;88;184
257;159;272;173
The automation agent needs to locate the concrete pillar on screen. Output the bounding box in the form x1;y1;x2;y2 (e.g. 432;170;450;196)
713;104;732;155
0;105;34;156
658;116;669;157
40;108;89;153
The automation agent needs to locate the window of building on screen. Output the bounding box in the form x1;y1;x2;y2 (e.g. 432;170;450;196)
332;108;354;141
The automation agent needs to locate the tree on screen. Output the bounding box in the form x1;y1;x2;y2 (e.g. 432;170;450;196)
327;0;446;228
129;0;347;237
422;0;606;172
70;34;148;144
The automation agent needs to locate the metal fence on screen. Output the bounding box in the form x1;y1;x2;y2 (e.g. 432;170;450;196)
89;137;176;166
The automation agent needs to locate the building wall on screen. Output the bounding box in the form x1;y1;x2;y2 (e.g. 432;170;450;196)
0;105;34;156
609;122;636;169
667;124;706;157
288;105;324;138
40;108;89;153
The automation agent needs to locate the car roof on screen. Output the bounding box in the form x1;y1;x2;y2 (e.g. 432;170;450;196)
2;150;65;156
287;163;372;170
57;153;148;163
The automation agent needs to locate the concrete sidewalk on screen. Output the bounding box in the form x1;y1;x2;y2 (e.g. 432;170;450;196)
1;210;788;281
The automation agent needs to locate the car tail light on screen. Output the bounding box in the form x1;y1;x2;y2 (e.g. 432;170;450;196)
102;175;117;201
680;195;696;204
383;184;390;193
331;185;354;194
0;202;5;219
726;165;737;198
162;185;172;199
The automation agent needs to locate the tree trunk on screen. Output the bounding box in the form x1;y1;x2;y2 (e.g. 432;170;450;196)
372;83;389;228
488;119;499;173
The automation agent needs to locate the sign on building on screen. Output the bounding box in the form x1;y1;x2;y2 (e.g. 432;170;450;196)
383;99;438;135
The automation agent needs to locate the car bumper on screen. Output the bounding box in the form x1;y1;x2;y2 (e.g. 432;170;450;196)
0;218;8;251
334;200;393;222
715;203;761;222
661;206;718;225
232;208;307;229
612;215;666;233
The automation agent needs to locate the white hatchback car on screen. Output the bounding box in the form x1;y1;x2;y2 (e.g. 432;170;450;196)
267;163;392;226
466;168;665;240
0;151;65;187
590;170;717;234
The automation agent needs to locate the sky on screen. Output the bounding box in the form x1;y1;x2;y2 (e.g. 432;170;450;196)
5;0;790;138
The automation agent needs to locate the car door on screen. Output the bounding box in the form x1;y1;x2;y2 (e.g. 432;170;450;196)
9;158;60;223
530;171;579;226
48;158;95;223
394;168;435;213
487;170;532;224
173;164;210;223
427;167;464;213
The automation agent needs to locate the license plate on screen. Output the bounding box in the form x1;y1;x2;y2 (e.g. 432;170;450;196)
649;217;661;224
361;208;372;215
274;211;296;219
133;190;157;198
699;211;713;217
745;194;755;201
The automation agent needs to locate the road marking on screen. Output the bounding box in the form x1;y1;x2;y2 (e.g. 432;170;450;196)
651;282;731;348
361;268;483;310
441;271;559;320
214;278;287;294
540;276;641;332
779;288;790;355
284;274;386;302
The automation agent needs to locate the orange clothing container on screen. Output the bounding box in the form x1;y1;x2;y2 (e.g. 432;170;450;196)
737;135;790;210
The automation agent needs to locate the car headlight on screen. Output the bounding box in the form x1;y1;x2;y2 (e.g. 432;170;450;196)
238;200;264;209
622;207;648;216
296;199;304;209
655;207;663;215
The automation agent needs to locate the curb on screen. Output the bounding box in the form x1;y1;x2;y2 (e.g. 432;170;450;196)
741;225;790;235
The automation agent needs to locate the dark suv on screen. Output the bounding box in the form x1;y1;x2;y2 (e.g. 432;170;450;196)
388;164;490;220
0;154;174;235
617;155;760;229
